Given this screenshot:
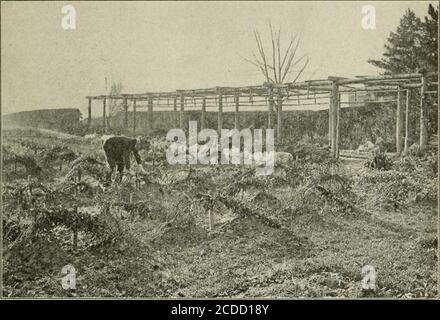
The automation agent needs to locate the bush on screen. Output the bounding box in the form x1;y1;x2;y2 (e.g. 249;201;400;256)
394;152;437;176
279;141;331;164
364;153;393;170
356;168;437;210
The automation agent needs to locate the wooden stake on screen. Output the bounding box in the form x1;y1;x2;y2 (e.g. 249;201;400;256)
180;94;185;130
102;98;107;133
208;209;213;231
330;81;340;158
133;99;137;134
276;89;283;143
267;87;274;129
328;101;332;146
396;87;404;154
147;95;153;136
174;97;178;127
123;96;128;130
218;93;223;134
234;94;239;129
404;89;410;153
419;74;428;152
336;91;340;158
88;97;92;129
201;97;206;130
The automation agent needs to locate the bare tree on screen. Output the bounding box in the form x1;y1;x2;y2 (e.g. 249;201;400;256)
245;24;309;86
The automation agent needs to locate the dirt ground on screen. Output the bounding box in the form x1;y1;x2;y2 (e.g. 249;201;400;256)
2;128;438;298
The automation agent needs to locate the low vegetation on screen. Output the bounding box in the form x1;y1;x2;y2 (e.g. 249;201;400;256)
2;127;437;298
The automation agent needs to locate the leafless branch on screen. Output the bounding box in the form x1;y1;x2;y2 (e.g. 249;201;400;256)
277;27;282;84
246;25;308;85
269;23;278;83
290;56;310;83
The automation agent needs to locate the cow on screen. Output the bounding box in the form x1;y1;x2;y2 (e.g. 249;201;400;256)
102;135;149;184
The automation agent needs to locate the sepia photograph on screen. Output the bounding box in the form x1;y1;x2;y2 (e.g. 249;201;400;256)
1;1;438;301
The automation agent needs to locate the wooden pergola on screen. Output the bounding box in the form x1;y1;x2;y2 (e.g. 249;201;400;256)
86;71;438;158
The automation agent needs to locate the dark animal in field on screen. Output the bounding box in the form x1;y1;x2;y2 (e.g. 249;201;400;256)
102;136;149;183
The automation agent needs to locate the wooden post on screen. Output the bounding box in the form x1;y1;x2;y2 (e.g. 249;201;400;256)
201;96;207;130
123;97;128;130
404;89;410;153
267;87;274;129
87;97;92;129
419;74;428;152
208;209;213;231
147;95;153;136
336;91;340;158
180;94;184;130
328;100;332;146
218;93;223;134
173;97;178;128
276;89;283;144
234;94;239;129
330;81;340;158
133;99;137;134
396;87;404;154
102;98;107;133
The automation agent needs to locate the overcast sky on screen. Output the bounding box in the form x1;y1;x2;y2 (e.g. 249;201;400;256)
1;1;435;117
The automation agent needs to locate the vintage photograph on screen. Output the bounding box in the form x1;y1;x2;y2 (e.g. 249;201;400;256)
1;1;438;299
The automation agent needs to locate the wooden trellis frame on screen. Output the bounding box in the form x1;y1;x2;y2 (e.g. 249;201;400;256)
86;71;438;158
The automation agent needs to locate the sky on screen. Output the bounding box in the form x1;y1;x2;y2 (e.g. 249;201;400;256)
1;1;435;117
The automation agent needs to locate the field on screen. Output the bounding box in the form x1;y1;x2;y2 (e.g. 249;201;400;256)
2;127;438;298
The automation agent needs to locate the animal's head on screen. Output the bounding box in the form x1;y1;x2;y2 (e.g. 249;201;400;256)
136;136;151;150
